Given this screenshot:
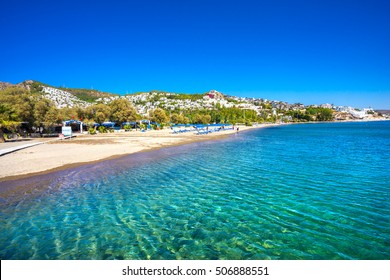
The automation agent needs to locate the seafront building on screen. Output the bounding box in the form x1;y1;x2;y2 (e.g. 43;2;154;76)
334;106;374;119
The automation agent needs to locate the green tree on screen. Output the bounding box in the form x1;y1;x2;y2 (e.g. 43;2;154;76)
170;113;189;124
149;108;169;124
182;116;190;124
201;114;211;124
317;108;333;121
0;103;19;142
170;113;181;124
85;104;111;123
33;98;54;130
109;98;137;123
192;113;203;124
0;87;35;126
44;107;62;131
304;107;334;121
59;107;79;121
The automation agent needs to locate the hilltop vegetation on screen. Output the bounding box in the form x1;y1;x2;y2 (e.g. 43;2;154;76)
165;93;205;101
57;87;117;102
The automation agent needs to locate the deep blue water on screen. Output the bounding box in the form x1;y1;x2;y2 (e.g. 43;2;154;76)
0;121;389;260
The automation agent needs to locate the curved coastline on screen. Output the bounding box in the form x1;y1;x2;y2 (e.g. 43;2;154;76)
1;120;389;260
0;124;276;182
1;119;388;182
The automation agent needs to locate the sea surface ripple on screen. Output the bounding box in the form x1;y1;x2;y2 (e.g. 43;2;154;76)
0;121;389;259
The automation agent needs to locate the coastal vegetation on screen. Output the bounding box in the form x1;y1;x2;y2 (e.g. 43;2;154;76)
0;80;385;140
286;107;333;122
149;108;169;124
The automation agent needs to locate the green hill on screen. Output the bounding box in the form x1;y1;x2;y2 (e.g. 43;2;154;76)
55;87;118;102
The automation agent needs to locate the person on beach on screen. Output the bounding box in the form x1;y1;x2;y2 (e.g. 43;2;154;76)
236;127;239;132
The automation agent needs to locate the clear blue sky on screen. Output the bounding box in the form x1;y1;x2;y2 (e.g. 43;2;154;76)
1;0;389;108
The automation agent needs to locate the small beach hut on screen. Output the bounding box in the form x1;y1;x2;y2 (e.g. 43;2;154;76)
63;120;85;133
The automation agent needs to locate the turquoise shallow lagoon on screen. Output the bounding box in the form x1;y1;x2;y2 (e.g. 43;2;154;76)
1;121;389;259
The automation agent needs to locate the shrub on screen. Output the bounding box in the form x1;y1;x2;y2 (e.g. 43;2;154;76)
88;127;96;135
123;124;131;131
98;126;107;133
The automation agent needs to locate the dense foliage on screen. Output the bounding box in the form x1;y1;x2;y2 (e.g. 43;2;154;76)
149;108;169;124
286;107;333;122
166;93;204;101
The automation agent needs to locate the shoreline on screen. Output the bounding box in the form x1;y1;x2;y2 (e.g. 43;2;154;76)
1;119;388;183
0;124;273;182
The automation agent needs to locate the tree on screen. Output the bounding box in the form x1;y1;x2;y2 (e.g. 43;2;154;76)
0;103;19;142
182;116;190;124
170;113;180;124
192;113;203;124
30;97;62;133
85;104;111;123
59;107;79;121
109;98;137;123
170;113;189;124
304;107;334;121
317;108;333;121
149;108;169;124
75;107;87;121
44;107;62;131
201;114;211;124
33;98;54;130
0;87;35;126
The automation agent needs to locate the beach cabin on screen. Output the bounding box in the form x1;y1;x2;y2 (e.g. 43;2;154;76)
122;122;138;129
139;119;151;130
63;120;86;133
101;121;121;131
149;121;161;130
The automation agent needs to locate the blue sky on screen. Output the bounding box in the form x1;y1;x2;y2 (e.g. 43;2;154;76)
1;0;389;108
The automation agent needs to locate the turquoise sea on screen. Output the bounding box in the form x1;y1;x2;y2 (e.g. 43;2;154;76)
0;121;389;260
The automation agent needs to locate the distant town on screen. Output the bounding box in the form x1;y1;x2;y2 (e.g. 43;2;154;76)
39;83;387;122
0;80;389;141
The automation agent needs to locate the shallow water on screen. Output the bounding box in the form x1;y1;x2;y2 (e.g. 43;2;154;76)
1;121;389;259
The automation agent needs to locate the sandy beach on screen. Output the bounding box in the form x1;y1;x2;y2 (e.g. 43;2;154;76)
0;125;272;181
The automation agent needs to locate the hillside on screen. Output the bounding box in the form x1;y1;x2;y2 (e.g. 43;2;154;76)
1;80;388;121
0;80;237;113
55;87;118;102
0;80;119;108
